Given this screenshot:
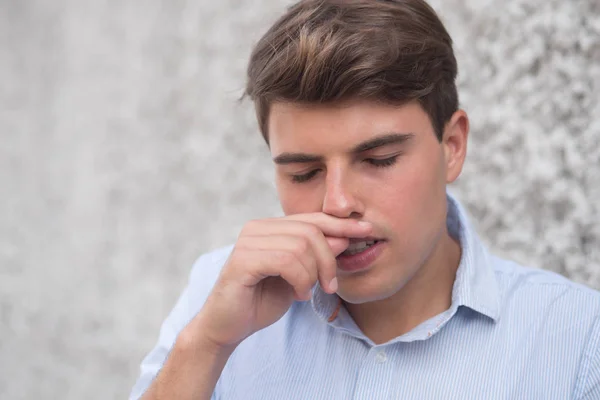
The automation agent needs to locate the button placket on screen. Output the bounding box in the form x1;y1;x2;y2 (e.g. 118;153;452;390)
352;347;394;400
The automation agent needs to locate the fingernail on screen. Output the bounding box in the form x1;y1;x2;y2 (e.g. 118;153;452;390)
358;221;371;229
329;277;338;292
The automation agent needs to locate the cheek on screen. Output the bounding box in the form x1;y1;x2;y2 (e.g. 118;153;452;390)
377;153;446;226
404;145;447;199
276;181;323;215
276;182;296;215
279;193;301;215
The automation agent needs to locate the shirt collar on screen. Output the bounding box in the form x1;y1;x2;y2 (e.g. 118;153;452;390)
311;190;501;325
447;191;501;321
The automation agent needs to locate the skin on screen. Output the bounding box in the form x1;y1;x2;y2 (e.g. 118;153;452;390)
142;99;470;399
269;99;469;343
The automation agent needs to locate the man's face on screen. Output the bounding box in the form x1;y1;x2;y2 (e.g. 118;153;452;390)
268;100;466;304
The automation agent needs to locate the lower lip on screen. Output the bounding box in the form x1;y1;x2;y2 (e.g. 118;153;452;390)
336;241;385;272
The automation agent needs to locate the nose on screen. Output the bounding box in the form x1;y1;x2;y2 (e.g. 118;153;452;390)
321;168;364;219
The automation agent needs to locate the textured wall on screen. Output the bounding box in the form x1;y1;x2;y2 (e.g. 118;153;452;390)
1;0;598;398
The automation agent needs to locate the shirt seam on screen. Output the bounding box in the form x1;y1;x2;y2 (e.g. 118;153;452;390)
574;307;600;399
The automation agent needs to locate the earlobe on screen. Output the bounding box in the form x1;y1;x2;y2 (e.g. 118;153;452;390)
443;110;469;183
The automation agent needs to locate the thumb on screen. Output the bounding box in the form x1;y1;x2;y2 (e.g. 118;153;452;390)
325;236;350;257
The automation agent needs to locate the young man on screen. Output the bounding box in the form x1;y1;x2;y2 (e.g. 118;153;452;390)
131;1;600;399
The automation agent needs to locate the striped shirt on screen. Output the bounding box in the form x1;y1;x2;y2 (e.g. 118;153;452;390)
130;193;600;399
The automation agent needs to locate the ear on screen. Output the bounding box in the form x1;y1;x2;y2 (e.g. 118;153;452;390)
442;109;469;184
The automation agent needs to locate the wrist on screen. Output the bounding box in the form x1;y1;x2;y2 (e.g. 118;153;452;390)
149;320;234;400
175;318;237;361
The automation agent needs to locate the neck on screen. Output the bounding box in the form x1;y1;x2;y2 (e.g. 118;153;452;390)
344;229;461;345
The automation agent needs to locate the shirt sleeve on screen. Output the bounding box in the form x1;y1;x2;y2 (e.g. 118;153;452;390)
577;307;600;400
128;285;195;400
128;246;233;400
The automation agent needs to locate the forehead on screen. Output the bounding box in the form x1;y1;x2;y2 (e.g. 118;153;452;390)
267;100;433;154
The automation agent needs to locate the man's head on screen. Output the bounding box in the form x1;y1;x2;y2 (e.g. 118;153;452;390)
246;0;459;143
244;0;469;304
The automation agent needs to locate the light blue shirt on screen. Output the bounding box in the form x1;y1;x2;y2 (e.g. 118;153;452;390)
130;193;600;399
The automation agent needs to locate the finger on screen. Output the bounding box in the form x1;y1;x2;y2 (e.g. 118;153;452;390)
235;234;319;289
238;216;364;294
325;236;350;257
245;223;351;258
241;214;371;241
243;221;339;293
284;213;372;238
242;249;314;300
302;230;340;294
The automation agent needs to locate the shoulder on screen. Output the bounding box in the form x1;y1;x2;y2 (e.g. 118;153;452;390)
489;256;600;394
492;255;600;300
491;254;600;325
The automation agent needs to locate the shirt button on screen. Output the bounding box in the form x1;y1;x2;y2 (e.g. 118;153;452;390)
375;351;387;364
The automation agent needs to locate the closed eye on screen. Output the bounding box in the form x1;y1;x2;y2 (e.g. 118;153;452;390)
364;155;399;168
291;169;321;183
290;155;400;183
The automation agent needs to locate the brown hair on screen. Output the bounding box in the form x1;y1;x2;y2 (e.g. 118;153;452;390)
244;0;458;143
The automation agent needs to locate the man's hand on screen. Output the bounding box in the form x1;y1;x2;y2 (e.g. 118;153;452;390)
142;213;372;400
189;213;372;350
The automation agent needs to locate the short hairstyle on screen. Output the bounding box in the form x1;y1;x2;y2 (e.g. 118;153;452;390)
244;0;459;143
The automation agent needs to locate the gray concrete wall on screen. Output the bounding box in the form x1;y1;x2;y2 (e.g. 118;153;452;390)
1;0;598;398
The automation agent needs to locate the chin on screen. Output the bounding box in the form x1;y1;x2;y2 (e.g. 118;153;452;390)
337;258;420;304
337;280;404;304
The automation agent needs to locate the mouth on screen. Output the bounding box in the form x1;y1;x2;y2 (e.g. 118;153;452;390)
338;237;385;257
335;236;387;273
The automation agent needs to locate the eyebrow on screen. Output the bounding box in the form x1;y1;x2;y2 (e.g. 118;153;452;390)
351;132;414;153
272;132;415;165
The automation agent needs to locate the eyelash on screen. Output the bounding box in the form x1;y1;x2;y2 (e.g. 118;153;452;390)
290;156;399;183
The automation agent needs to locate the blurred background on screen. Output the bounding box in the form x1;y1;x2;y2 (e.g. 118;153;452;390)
1;0;599;398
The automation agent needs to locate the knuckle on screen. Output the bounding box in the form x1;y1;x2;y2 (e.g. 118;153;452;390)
306;262;318;278
303;223;322;238
233;236;255;253
273;251;296;267
242;219;260;233
318;255;336;275
294;268;312;290
292;236;310;254
325;258;337;275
